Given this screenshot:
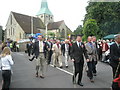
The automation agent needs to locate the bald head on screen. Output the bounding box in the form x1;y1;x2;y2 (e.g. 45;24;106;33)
87;36;92;42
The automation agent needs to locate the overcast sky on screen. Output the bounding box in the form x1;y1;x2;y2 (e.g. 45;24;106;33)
0;0;89;31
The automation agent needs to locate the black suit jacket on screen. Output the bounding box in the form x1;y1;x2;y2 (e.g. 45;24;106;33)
26;43;33;51
47;42;53;50
32;41;48;58
110;43;120;68
61;43;71;56
70;42;88;63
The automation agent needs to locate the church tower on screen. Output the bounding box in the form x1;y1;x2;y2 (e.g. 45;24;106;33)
36;0;54;25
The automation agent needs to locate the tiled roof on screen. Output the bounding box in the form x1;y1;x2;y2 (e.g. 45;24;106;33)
47;20;64;30
12;12;45;34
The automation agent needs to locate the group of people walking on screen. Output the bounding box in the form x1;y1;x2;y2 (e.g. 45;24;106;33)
0;34;119;89
26;34;105;86
70;35;98;86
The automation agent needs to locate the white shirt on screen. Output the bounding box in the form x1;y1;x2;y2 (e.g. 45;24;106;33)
65;44;69;52
39;41;44;52
0;55;14;70
77;41;81;47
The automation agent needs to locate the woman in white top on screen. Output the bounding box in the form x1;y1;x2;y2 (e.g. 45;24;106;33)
0;47;14;90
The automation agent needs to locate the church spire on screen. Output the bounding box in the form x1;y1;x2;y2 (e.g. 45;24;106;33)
37;0;53;16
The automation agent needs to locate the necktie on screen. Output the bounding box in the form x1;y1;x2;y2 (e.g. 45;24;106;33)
78;42;81;48
57;44;59;48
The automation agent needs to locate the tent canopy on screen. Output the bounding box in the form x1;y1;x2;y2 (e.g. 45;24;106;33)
103;34;116;39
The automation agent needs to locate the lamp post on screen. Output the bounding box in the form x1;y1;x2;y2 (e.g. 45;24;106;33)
45;23;48;40
31;16;33;36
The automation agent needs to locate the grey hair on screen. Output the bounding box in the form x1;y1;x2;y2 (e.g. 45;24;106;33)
115;34;120;41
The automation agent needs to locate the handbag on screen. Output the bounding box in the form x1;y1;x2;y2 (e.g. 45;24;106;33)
112;62;120;90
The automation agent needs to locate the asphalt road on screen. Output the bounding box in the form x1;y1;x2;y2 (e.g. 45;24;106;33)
0;52;113;88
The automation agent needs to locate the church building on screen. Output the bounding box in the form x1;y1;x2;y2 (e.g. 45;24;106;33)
5;0;72;41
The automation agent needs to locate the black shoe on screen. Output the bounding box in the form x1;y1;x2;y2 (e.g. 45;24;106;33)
47;63;50;65
66;66;68;68
77;82;84;86
90;79;94;83
36;72;38;77
93;73;97;76
59;66;63;68
40;75;45;79
29;59;33;61
72;76;76;84
53;65;56;67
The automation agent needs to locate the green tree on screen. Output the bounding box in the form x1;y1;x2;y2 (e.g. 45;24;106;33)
82;19;100;41
74;25;83;35
84;2;120;37
47;32;55;38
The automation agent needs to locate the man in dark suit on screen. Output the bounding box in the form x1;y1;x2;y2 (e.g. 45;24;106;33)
47;39;53;65
26;41;33;56
61;39;71;68
32;35;48;78
110;35;120;78
70;35;89;86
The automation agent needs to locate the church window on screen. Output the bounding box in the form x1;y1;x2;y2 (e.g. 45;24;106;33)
51;17;52;19
41;15;43;18
23;33;25;38
61;29;65;38
9;29;10;36
11;15;12;25
13;28;14;35
11;27;12;35
49;15;50;20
